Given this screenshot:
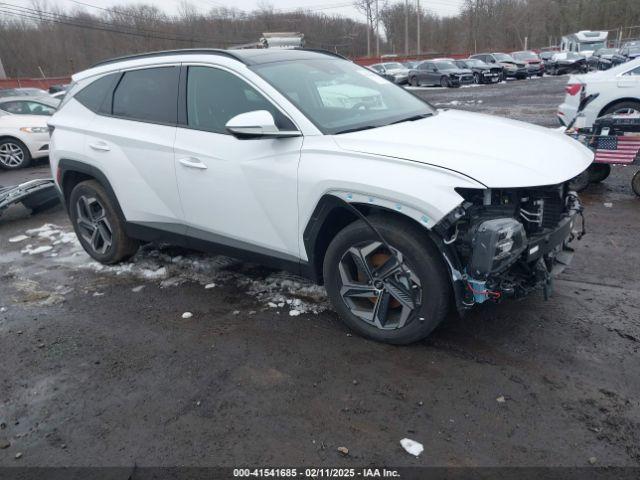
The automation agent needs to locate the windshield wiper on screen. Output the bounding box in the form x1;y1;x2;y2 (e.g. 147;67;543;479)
389;113;432;125
334;125;379;135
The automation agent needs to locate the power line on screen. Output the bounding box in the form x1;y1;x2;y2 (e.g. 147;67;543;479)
0;5;254;44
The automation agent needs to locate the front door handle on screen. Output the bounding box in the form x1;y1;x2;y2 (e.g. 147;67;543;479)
89;142;111;152
178;157;208;170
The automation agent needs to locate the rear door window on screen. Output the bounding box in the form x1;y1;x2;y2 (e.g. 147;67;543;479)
112;66;179;124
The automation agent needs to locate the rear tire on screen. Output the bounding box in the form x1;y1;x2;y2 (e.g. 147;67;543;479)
68;180;139;264
323;215;450;345
0;138;31;170
632;171;640;197
569;169;590;192
588;163;611;183
601;100;640;117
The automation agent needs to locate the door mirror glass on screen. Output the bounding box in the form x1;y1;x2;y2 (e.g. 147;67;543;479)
225;110;301;138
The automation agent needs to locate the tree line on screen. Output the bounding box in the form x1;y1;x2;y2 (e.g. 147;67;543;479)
2;0;640;77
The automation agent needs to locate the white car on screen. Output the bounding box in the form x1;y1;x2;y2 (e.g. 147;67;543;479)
558;57;640;128
0;95;59;116
369;62;410;84
0;111;50;169
49;49;591;344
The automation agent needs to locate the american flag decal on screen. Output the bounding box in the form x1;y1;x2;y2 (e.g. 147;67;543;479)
594;135;640;164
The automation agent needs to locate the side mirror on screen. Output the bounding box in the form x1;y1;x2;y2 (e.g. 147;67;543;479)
225;110;300;138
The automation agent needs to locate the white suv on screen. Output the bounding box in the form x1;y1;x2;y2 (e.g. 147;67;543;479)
49;49;592;344
558;57;640;128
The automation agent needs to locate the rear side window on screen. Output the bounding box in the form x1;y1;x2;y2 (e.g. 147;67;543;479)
113;67;179;124
74;73;120;113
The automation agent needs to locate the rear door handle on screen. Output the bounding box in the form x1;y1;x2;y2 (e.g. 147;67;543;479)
89;142;111;152
178;157;208;170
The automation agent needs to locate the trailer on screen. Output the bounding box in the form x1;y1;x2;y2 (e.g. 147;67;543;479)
560;31;609;57
231;32;304;50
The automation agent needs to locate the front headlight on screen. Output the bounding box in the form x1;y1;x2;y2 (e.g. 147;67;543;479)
20;127;48;134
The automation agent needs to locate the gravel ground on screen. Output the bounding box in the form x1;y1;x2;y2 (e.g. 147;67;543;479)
1;76;639;471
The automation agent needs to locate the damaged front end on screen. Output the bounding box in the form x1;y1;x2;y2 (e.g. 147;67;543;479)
433;183;585;311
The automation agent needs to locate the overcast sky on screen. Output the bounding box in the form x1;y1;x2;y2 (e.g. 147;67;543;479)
8;0;465;22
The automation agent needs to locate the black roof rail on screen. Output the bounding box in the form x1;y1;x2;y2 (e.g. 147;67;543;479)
293;47;349;61
90;48;247;69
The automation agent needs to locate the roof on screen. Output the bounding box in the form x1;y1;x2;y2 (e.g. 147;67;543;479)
90;47;345;69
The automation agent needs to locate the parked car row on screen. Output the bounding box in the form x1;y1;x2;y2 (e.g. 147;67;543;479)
0;86;66;169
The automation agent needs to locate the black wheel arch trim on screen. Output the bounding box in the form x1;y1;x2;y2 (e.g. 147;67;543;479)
303;194;467;311
57;159;126;221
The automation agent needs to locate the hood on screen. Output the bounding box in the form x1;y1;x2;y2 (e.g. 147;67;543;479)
386;68;409;75
441;67;472;75
333;110;593;188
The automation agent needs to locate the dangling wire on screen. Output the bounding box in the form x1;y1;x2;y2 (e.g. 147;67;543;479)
335;197;420;321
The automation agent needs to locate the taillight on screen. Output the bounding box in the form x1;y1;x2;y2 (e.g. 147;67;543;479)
565;83;582;96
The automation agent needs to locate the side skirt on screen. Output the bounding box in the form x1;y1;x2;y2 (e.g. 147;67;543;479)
125;222;315;281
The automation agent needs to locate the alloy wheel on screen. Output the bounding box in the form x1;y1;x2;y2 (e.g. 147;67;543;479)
0;142;25;168
612;107;640;115
338;241;422;330
76;195;113;254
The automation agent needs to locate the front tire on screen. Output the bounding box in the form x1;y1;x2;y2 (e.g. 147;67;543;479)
409;76;419;87
0;138;31;170
68;180;139;264
323;215;450;345
440;76;450;88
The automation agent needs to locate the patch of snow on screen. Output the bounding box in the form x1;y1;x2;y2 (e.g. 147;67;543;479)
9;235;29;243
131;285;145;293
181;312;193;319
22;245;53;255
20;224;329;315
400;438;424;457
289;309;301;316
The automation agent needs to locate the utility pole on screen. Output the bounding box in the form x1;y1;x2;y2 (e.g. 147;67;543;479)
404;0;409;57
366;18;371;57
375;0;380;58
524;36;528;50
416;0;421;56
0;57;6;80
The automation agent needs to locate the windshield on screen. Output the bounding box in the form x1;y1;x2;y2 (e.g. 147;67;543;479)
435;61;457;70
597;49;617;55
465;59;486;68
513;51;538;60
579;41;605;51
252;59;434;135
383;62;405;70
494;53;515;62
628;45;640;54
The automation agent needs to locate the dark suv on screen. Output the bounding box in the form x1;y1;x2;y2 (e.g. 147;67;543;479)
409;60;474;88
470;53;527;80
